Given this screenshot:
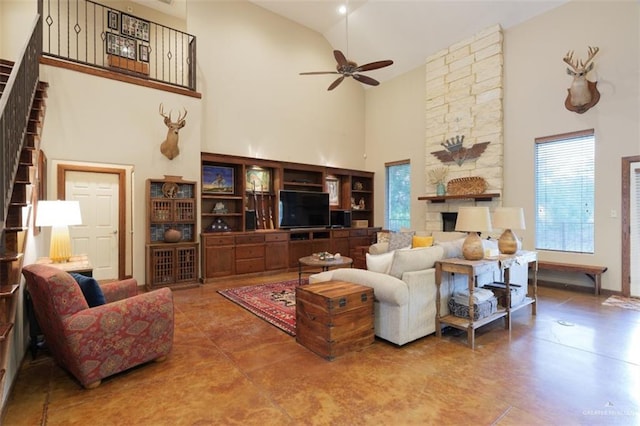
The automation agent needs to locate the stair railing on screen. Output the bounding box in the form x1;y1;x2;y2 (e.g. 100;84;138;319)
0;14;42;239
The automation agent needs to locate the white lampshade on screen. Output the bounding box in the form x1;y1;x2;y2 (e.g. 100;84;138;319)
36;200;82;263
492;207;525;255
492;207;526;231
455;207;492;260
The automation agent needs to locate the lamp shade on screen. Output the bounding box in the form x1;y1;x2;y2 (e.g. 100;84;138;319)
455;207;492;233
36;200;82;263
492;207;525;230
36;200;82;227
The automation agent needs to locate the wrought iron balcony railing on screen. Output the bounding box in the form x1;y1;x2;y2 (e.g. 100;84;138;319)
40;0;196;91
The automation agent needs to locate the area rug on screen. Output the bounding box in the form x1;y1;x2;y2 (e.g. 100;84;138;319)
218;279;307;336
602;295;640;312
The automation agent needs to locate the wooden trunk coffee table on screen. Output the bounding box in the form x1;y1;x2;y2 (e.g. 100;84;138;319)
298;255;353;284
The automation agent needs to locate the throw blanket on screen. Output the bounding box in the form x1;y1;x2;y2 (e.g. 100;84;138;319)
452;287;495;306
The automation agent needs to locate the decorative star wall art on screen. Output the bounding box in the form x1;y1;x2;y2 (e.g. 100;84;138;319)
430;135;490;167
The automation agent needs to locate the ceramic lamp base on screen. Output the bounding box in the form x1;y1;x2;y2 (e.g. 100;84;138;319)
462;232;484;260
498;229;519;254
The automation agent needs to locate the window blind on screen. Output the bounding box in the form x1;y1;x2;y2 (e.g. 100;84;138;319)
534;130;595;253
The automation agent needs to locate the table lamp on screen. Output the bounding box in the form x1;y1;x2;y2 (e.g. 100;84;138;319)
455;206;492;260
492;207;526;254
36;200;83;263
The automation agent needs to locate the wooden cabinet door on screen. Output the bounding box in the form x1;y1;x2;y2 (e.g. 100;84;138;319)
265;242;288;270
205;245;235;277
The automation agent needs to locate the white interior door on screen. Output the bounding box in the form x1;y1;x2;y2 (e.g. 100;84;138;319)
631;162;640;297
66;171;119;280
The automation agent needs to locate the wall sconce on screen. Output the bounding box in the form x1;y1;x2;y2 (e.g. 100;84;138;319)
35;200;82;263
492;207;526;254
455;206;492;260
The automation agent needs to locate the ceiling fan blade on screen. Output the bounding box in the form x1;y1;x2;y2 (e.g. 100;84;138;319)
353;73;380;86
333;50;348;67
328;76;345;91
356;60;394;72
300;71;340;75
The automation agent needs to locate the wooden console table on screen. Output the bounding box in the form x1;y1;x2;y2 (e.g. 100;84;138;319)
435;251;538;349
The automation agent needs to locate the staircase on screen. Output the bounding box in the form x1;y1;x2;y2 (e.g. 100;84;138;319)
0;55;49;408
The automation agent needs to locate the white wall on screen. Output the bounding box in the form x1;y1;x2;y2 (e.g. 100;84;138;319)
503;0;639;291
188;0;366;170
365;64;427;231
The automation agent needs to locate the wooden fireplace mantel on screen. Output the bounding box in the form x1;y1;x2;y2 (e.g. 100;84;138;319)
418;193;500;203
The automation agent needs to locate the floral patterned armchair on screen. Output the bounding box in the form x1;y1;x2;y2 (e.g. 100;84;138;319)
22;264;174;389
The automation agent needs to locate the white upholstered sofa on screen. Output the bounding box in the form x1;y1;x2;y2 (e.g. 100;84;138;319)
309;231;529;346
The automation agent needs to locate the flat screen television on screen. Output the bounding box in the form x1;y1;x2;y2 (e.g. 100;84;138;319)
278;190;330;229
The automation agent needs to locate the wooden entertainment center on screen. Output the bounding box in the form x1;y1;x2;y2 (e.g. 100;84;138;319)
200;152;380;281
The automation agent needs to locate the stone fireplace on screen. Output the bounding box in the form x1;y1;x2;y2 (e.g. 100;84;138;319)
423;24;504;232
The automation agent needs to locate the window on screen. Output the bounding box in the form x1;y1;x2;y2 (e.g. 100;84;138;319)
385;160;410;231
535;129;595;253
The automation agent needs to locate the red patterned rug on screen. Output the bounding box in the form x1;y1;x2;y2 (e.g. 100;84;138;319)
218;279;307;336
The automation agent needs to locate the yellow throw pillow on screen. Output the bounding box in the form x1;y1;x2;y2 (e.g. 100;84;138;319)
412;235;434;248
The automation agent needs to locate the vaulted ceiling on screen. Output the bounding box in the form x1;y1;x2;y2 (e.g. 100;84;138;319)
137;0;567;83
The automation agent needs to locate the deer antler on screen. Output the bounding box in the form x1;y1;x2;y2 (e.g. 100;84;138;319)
176;108;187;123
563;50;579;71
580;46;599;69
159;102;173;121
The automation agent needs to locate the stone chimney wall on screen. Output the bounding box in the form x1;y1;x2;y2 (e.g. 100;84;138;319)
424;24;504;232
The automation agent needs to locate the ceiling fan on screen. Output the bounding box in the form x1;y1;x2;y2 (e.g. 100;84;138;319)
299;3;393;91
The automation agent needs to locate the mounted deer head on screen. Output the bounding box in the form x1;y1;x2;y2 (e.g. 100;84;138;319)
563;46;600;114
159;103;187;160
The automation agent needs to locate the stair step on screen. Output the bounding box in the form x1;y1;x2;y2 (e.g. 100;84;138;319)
0;323;14;342
5;207;23;228
0;285;19;298
0;252;20;263
9;184;27;204
19;149;34;165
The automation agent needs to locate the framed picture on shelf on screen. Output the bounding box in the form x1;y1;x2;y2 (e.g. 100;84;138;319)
139;45;149;62
326;177;340;206
246;167;270;193
202;165;234;194
121;13;150;42
106;33;137;60
107;11;119;30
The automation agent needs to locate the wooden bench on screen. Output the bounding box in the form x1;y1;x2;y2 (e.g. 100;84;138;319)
537;261;607;295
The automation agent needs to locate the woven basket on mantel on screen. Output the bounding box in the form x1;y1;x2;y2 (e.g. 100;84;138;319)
446;177;487;196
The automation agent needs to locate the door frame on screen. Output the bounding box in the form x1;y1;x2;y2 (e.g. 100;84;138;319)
57;164;127;280
621;155;640;297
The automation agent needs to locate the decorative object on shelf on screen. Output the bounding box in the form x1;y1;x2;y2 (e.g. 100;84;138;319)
139;44;149;63
36;200;83;263
162;182;178;198
212;202;228;214
446;176;487;196
164;228;182;243
326;177;340;206
431;135;490;166
351;196;357;209
428;167;449;196
492;207;526;254
563;46;600;114
359;198;365;210
202;165;234;193
246;167;271;193
354;181;363;190
159;103;187;160
455;206;493;260
209;217;231;232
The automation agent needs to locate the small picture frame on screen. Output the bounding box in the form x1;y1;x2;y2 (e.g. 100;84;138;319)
139;45;149;63
106;33;137;60
121;13;150;42
246;167;271;193
202;165;234;194
107;11;119;31
326;177;340;206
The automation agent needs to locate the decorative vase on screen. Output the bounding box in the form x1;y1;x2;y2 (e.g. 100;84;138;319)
164;228;182;243
436;182;446;196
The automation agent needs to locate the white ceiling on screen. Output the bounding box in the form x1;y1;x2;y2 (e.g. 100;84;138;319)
142;0;567;83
